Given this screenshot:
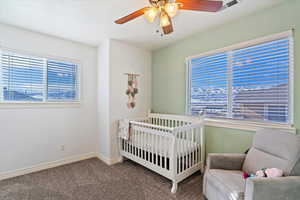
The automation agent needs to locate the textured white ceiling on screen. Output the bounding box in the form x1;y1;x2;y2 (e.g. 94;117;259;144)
0;0;284;50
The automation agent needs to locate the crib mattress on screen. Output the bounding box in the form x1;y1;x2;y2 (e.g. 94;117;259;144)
127;134;199;157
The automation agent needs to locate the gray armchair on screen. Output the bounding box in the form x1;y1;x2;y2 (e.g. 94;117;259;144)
203;128;300;200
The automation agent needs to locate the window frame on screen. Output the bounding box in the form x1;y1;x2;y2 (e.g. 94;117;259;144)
186;31;294;129
0;47;81;106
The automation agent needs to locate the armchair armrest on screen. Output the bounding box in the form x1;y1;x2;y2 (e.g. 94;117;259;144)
207;153;246;170
245;176;300;200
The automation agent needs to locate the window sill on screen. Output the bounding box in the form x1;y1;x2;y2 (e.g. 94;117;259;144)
0;102;81;109
204;118;296;133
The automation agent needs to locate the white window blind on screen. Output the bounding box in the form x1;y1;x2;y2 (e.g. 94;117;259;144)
188;52;229;117
187;32;293;124
47;60;78;101
1;52;44;102
0;50;80;103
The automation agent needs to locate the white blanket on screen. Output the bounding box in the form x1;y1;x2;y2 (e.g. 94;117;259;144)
118;119;131;140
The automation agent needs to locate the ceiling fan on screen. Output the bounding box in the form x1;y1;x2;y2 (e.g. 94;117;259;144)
115;0;234;35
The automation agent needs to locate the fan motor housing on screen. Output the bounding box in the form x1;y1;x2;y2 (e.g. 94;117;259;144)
149;0;168;7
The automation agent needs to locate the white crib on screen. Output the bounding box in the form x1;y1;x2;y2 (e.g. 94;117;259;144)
119;112;205;193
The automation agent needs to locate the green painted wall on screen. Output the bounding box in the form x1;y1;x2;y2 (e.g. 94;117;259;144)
152;0;300;154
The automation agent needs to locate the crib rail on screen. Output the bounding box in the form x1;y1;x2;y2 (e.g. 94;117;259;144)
129;120;174;132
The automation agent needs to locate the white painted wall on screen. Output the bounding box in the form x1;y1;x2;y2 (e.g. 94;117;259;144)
97;40;111;159
0;24;151;173
0;23;98;173
97;39;151;161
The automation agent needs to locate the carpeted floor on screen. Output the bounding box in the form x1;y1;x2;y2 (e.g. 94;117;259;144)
0;158;204;200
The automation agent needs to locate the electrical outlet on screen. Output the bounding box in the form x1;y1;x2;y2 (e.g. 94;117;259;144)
60;145;65;151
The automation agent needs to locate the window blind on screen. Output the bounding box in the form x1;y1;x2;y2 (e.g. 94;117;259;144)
0;52;44;102
187;33;292;124
47;60;78;101
0;50;79;103
232;38;290;123
189;52;229;117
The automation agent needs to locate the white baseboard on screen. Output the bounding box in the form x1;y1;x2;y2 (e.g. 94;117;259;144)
0;152;97;181
0;152;123;181
96;153;123;165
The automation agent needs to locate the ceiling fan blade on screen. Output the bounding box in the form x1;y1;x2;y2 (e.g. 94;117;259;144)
115;7;150;24
177;0;223;12
162;17;173;35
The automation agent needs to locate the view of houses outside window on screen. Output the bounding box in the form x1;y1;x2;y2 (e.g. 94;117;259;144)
188;37;291;124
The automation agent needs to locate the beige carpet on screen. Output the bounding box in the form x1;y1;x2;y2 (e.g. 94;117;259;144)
0;158;204;200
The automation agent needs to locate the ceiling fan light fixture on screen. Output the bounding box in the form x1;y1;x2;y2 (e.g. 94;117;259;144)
144;7;158;23
160;12;170;27
115;0;224;35
164;3;179;18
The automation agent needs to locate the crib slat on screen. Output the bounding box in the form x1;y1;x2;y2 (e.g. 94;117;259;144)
127;138;129;153
133;129;136;156
151;133;154;163
197;127;200;164
195;128;198;164
153;133;155;164
164;133;167;170
199;127;202;164
125;139;127;153
178;132;181;173
155;133;158;165
137;129;139;157
124;140;126;152
188;130;191;168
140;129;142;158
147;131;149;161
122;139;124;152
135;129;137;156
187;130;190;169
189;130;192;168
142;129;145;159
192;128;195;166
154;133;156;164
185;131;188;170
181;131;184;173
153;133;156;164
157;134;160;165
137;129;140;158
160;134;163;168
145;130;147;161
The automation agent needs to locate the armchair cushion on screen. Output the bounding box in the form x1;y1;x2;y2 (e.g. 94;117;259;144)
242;129;300;176
204;169;245;200
245;176;300;200
207;153;246;170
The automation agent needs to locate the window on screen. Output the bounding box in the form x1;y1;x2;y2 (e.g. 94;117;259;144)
0;50;79;103
187;32;293;124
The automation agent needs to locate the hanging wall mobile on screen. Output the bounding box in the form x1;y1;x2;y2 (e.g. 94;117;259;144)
125;73;140;109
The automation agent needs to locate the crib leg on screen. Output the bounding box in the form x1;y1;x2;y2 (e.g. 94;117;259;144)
171;181;178;194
